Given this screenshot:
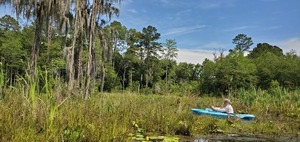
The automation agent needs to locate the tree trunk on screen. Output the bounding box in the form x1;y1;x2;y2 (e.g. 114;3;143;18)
84;1;97;98
10;68;12;86
85;46;92;98
0;63;4;99
75;33;83;89
46;15;52;64
77;45;83;88
29;14;43;76
128;68;132;91
76;3;89;90
140;74;143;91
68;0;81;92
99;28;107;93
122;67;126;91
91;47;97;93
165;65;168;92
67;47;75;92
100;62;105;92
107;33;112;65
145;72;149;88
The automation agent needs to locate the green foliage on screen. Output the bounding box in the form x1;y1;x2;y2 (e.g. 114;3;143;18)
0;15;20;31
201;51;257;94
200;59;217;94
0;15;300;97
39;36;66;72
232;34;253;52
175;62;200;83
171;81;200;96
103;65;121;92
254;52;280;89
248;43;283;58
63;125;85;141
275;52;300;88
163;39;178;60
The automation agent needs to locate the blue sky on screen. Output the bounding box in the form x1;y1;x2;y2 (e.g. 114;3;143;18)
1;0;299;64
115;0;300;64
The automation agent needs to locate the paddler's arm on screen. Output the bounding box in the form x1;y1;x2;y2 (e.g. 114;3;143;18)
211;106;226;112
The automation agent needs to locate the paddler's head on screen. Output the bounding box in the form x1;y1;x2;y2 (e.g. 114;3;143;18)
223;98;231;107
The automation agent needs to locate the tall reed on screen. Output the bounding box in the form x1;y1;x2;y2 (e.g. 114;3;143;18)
0;62;4;99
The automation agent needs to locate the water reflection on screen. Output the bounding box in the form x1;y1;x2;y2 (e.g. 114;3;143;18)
193;135;300;142
193;137;264;142
193;138;208;142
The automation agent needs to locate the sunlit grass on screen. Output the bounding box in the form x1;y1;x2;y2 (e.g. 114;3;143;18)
0;81;300;141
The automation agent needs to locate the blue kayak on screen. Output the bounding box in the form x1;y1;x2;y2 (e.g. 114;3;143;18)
191;108;255;120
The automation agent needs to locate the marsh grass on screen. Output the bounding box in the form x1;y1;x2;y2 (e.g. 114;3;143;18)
0;78;300;141
0;63;5;99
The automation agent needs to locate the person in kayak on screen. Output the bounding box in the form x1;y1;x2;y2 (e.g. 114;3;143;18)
211;98;234;113
211;98;234;121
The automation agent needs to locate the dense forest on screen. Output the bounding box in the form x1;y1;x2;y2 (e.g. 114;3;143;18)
0;0;300;99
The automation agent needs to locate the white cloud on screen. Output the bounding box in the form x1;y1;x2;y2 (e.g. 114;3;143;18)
276;38;300;54
264;25;281;30
127;9;137;14
202;42;227;49
198;0;236;9
163;25;206;36
223;26;253;32
122;0;133;5
199;2;222;9
176;49;215;64
176;9;192;16
176;42;230;64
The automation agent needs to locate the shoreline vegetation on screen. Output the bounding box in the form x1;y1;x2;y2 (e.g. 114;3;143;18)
1;87;300;141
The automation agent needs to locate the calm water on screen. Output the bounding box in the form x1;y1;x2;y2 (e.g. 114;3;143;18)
132;134;300;142
191;134;300;142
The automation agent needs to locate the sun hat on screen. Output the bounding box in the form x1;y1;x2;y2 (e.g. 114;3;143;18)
224;98;231;104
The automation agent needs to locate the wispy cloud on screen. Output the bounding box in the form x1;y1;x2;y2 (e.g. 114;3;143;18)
176;9;192;16
264;25;281;30
276;37;300;54
163;25;207;36
158;0;170;4
202;42;227;49
198;0;236;9
127;9;137;14
223;26;254;32
122;0;133;5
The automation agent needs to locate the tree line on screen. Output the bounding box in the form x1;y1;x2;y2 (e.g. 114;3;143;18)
0;1;300;98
